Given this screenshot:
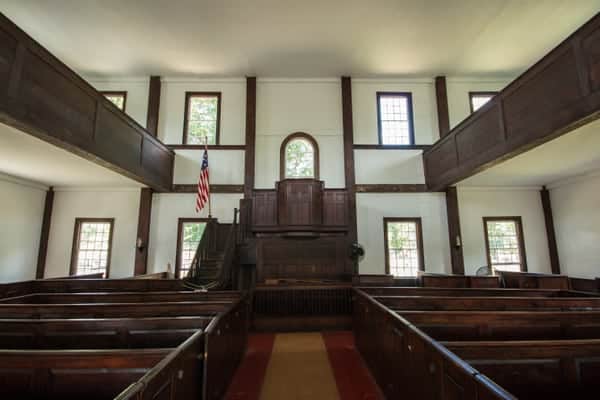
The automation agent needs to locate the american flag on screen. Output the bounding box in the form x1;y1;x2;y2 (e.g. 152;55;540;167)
195;147;210;213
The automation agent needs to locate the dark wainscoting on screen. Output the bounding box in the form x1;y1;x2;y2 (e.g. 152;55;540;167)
423;13;600;190
0;14;173;191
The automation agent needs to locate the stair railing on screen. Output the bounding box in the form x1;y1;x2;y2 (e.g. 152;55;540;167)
186;218;217;280
205;208;239;290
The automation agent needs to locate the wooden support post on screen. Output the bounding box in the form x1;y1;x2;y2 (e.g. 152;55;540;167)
146;76;161;137
435;76;450;137
445;186;465;274
134;188;153;276
244;77;257;199
541;186;561;274
341;76;358;247
36;187;54;279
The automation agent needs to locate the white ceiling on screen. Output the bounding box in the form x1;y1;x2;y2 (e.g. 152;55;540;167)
0;123;142;188
459;119;600;188
3;0;599;77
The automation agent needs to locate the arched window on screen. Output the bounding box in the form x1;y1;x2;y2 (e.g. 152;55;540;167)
280;132;319;179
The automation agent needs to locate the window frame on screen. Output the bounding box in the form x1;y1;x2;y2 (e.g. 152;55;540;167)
182;92;222;145
376;92;415;146
69;218;115;278
100;91;127;111
175;218;210;279
468;91;498;113
483;216;528;272
383;217;425;277
279;132;320;180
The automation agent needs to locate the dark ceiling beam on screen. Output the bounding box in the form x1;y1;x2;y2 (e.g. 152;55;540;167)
146;76;161;137
423;13;600;191
435;76;450;137
0;14;174;192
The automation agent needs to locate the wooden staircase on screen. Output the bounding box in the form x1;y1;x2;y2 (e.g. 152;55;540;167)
184;209;239;290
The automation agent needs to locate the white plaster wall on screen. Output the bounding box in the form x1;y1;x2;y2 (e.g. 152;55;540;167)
356;193;451;275
148;193;242;274
446;77;511;129
457;187;551;275
87;77;149;127
0;177;46;283
355;149;425;184
173;150;245;184
352;79;438;145
158;78;246;145
45;189;141;278
255;79;345;188
550;173;600;279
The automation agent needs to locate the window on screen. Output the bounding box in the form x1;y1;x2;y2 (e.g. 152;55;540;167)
70;218;114;278
484;217;527;272
377;92;415;145
175;219;208;278
101;91;127;111
280;132;319;179
469;92;497;113
183;92;221;145
384;218;424;277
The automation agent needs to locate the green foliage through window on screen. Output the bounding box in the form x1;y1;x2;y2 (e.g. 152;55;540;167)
186;95;219;145
285;139;315;178
179;222;206;278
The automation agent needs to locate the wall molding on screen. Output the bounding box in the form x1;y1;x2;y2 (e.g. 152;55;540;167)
457;185;543;192
0;172;48;191
168;144;246;150
355;184;430;193
353;144;431;151
171;184;244;194
53;186;143;192
546;168;600;190
161;77;246;83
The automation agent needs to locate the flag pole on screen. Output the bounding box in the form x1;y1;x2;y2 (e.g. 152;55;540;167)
204;136;212;219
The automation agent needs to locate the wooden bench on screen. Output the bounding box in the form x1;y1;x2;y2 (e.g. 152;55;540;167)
398;310;600;340
569;276;600;293
418;272;501;288
0;290;241;303
359;286;576;297
0;348;171;399
0;316;213;349
375;295;600;311
353;288;516;400
498;271;571;290
0;301;231;319
444;339;600;399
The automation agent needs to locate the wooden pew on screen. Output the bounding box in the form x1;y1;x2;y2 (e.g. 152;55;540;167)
444;339;600;399
353;288;516;400
48;272;105;279
0;348;170;399
569;277;600;293
398;310;600;340
0;316;212;349
114;294;250;400
418;272;501;288
498;271;570;289
359;286;573;297
0;301;231;318
375;295;600;311
0;290;241;303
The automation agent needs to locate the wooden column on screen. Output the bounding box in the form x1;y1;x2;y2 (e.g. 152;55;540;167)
435;76;450;137
541;186;561;274
341;76;357;245
35;187;54;279
134;188;153;276
146;76;161;137
244;77;257;199
445;186;465;274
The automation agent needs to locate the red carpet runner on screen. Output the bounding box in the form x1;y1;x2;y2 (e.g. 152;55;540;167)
224;331;383;400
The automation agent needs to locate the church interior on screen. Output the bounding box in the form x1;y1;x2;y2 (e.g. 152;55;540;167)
1;1;600;399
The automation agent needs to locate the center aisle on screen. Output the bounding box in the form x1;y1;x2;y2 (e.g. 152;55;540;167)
225;331;383;400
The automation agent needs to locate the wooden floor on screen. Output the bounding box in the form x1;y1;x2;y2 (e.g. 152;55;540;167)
225;331;383;400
